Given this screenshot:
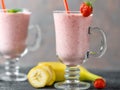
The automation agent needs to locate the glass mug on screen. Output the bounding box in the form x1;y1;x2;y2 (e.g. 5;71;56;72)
53;11;107;89
0;9;41;81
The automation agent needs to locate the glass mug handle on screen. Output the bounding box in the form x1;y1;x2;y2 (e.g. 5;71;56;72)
27;25;42;51
88;27;107;58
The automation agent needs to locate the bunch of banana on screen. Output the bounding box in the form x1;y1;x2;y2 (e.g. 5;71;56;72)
27;61;106;89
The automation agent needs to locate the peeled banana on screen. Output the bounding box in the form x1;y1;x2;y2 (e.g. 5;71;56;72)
37;64;56;86
27;66;49;88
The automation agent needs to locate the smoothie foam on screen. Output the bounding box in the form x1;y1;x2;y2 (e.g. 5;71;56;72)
0;10;30;58
54;12;92;66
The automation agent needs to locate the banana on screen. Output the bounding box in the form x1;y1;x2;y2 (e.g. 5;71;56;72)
27;64;56;88
27;61;103;88
38;62;65;81
38;61;102;82
37;64;56;86
27;66;49;88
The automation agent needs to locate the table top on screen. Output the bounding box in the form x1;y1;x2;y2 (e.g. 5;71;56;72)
0;66;119;90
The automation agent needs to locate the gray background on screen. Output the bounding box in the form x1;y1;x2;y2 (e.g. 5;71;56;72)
0;0;120;71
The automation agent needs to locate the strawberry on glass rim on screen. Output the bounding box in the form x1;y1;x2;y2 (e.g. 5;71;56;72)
80;0;96;17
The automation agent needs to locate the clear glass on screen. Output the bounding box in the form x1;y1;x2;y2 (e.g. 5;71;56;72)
0;9;41;81
53;11;107;89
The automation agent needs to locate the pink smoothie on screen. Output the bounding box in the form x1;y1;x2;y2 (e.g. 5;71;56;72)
0;10;30;59
54;11;92;66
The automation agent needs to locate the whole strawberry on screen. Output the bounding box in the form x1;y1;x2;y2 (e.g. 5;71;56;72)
94;78;106;89
80;0;95;17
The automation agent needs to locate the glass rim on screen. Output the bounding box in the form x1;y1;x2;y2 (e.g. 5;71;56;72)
53;10;81;13
0;8;31;14
53;10;93;16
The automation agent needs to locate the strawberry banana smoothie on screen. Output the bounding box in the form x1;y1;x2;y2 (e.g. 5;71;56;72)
0;9;30;58
54;11;92;66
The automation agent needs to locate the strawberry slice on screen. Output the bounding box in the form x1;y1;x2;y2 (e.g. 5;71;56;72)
80;1;93;17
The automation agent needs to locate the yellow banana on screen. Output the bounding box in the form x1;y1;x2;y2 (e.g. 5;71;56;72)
38;61;102;82
37;64;56;86
27;64;56;88
27;61;103;88
27;66;50;88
